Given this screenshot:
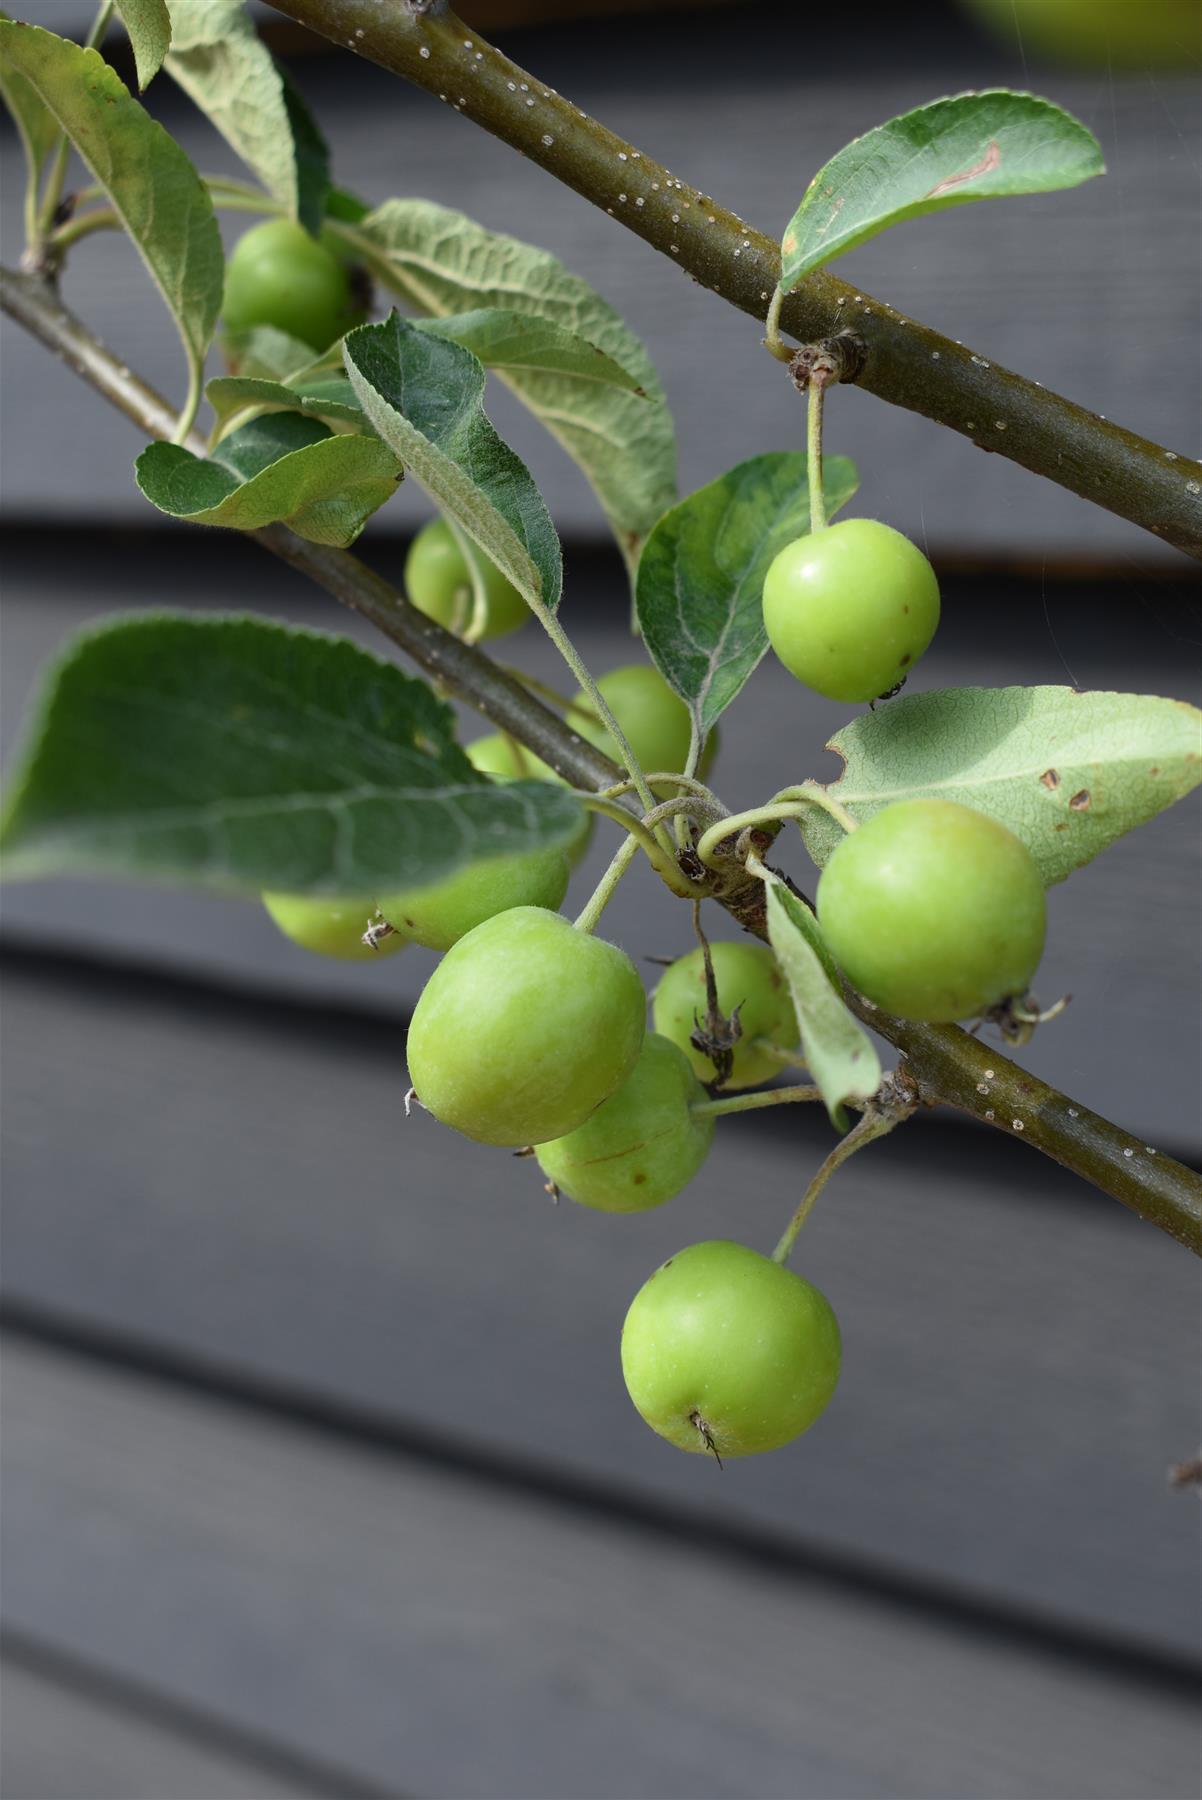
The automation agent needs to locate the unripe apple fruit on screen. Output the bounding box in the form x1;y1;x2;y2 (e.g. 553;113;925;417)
816;797;1047;1022
536;1033;713;1212
262;892;403;961
378;844;569;952
223;220;354;354
763;519;940;704
621;1240;841;1457
405;519;529;640
652;940;799;1089
566;664;714;785
406;906;646;1145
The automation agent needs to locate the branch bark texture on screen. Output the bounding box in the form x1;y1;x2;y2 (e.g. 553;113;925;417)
267;0;1202;561
3;264;1199;1253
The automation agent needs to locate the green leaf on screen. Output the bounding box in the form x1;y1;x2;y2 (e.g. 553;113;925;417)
419;309;646;393
0;21;222;406
164;0;325;227
636;453;859;736
780;90;1104;288
206;372;365;435
798;686;1202;886
113;0;171;90
136;412;401;546
347;199;676;568
0;614;585;896
344;313;561;612
765;881;881;1129
279;67;330;236
221;324;317;381
0;10;60;180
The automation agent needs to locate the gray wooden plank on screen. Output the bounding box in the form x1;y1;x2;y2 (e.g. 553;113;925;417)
4;1336;1199;1800
3;957;1199;1660
0;1654;347;1800
1;16;1198;558
1;539;1199;1147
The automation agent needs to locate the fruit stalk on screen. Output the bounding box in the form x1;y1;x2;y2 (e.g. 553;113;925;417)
5;261;1199;1251
264;0;1202;562
771;1099;914;1266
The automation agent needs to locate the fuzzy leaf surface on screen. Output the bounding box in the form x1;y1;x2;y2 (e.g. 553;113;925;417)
781;90;1103;286
0;615;585;894
136;412;400;546
765;880;881;1129
0;21;221;400
636;453;859;735
344;313;560;611
0;10;62;173
799;686;1202;885
114;0;171;89
165;0;327;228
349;199;676;566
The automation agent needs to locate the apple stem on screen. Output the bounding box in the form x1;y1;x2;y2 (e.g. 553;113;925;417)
771;1099;913;1265
807;378;828;534
691;1083;822;1120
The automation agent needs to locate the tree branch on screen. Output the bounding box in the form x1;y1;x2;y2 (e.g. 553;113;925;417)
264;0;1202;562
3;263;1198;1253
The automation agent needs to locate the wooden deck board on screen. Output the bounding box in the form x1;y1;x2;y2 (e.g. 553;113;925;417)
4;1335;1199;1800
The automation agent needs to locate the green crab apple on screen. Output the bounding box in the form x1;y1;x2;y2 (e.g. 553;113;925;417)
535;1033;713;1213
960;0;1200;67
652;940;799;1089
621;1240;841;1458
762;519;940;704
378;841;569;952
222;220;354;353
405;520;529;641
261;892;403;961
566;665;713;783
466;734;594;865
405;906;646;1145
816;797;1047;1022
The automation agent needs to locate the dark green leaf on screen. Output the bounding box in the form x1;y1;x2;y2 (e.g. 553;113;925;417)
136;411;401;545
324;185;370;225
798;686;1202;886
636;453;859;735
279;68;330;236
0;21;222;404
347;199;676;569
344;313;561;612
781;90;1104;287
113;0;171;90
765;881;881;1129
0;614;585;895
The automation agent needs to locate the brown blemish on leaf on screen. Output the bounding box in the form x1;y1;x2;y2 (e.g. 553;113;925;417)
1040;769;1060;789
926;139;1001;200
1069;789;1091;811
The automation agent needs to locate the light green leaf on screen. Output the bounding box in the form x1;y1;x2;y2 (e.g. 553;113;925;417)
765;880;881;1129
165;0;327;228
136;411;401;546
221;324;317;381
344;313;561;612
636;453;859;736
114;0;171;90
419;309;645;393
0;614;585;896
0;21;222;407
207;372;365;435
346;198;676;569
798;686;1202;886
781;90;1104;288
0;9;60;179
